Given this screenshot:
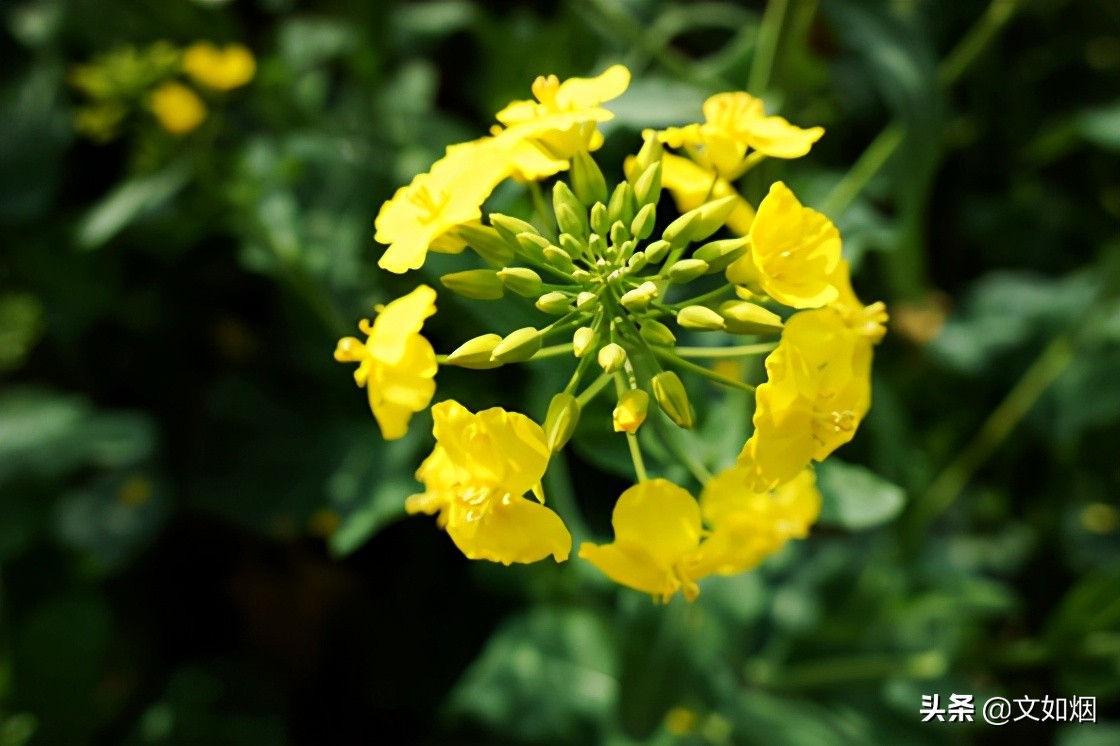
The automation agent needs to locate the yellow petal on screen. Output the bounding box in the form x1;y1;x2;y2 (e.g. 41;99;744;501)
749;182;840;308
448;495;571;564
658;153;755;235
612;479;703;563
149;82;207;135
556;64;631;109
579;542;681;597
182;42;255;91
368;285;437;364
743;115;824;159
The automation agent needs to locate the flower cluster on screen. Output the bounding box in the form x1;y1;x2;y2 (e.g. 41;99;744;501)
70;41;255;141
336;66;887;601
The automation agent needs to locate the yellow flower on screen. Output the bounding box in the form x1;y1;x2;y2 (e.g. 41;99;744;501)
738;309;871;490
656;152;756;235
374;143;508;273
182;42;256;90
580;479;705;602
683;465;820;577
828;259;889;343
660;92;823;179
726;182;841;309
405;401;571;564
613;389;649;434
333;285;438;440
149;82;206;135
489;65;631;180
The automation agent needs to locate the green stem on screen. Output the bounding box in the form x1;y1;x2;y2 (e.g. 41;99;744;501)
670;284;736;309
653;417;713;483
615;374;649;482
939;0;1019;87
654;348;756;393
531;343;574;360
675;343;777;358
911;334;1074;528
747;0;789;95
575;371;612;407
819;122;904;219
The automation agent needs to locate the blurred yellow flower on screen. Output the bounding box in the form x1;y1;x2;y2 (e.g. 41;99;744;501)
149;82;207;135
182;42;256;90
374;143;508;273
580;479;705;602
405;401;571;564
726;181;841;309
495;64;630;128
684;465;820;577
333;285;438;440
738;309;871;490
661;92;823;179
613;389;649;434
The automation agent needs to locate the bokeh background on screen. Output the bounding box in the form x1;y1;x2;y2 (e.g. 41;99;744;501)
1;0;1118;744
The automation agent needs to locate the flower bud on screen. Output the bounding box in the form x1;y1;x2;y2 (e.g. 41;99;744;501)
516;232;551;263
630;130;664;177
489;213;539;250
694;236;749;273
687;196;738;243
572;268;592;282
598;342;627;373
718;300;784;334
576;291;597;309
543;246;576;273
607;181;635;227
558;233;583;259
667;259;710;284
677;305;727;331
725;253;760;286
572;326;597;357
662;209;698;247
613;389;649;434
644;239;671;263
570;150;608;206
631;202;656;240
491;327;542;363
610;220;630;247
652;371;693;429
497;267;543;297
446;333;504;369
619;281;659;311
632;161;662;207
588;233;607;257
627;251;648;273
590;202;610;236
455;223;514;265
554;182;589;239
535;291;572;315
639;318;676;346
440;269;504;300
544;392;581;452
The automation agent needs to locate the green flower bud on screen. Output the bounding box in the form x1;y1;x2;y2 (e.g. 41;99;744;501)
662;209;699;247
570;151;608;206
627;251;648;273
598;342;627;373
619;281;659;311
630;131;664;178
610;220;630;247
718;300;784;334
440;269;504;300
572;268;592;282
455;223;514;265
576;291;597;309
631;202;657;240
639;318;676;347
558;233;583;259
633;161;662;207
694;236;750;273
590;202;610;236
497;267;543;297
677;305;727;331
544;392;581;452
516;232;551;263
588;233;607;257
554;182;589;239
446;333;504;369
668;259;710;284
536;291;572;315
489;214;540;253
652;371;693;429
607;181;635;227
543;246;576;273
687;196;738;243
573;326;597;358
644;239;671;263
491;327;542;363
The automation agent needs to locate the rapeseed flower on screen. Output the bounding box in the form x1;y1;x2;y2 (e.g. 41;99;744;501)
182;42;255;90
149;82;206;135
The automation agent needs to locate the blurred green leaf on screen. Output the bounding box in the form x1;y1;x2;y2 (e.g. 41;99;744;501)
1076;100;1120;152
76;161;191;250
817;458;906;530
0;293;43;373
449;607;617;742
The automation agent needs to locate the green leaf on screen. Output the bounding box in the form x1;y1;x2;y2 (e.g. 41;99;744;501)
1076;100;1120;152
448;607;617;743
76;161;191;250
816;459;906;530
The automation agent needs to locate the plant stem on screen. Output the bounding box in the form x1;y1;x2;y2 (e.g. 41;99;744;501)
532;343;574;360
576;371;612;407
653;417;713;483
670;283;736;309
654;348;756;393
819;122;904;218
939;0;1019;87
748;0;789;95
675;343;777;358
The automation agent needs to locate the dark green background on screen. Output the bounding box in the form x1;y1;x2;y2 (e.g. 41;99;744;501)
1;0;1118;744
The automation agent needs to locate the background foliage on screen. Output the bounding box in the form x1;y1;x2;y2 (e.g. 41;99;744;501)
1;0;1118;744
